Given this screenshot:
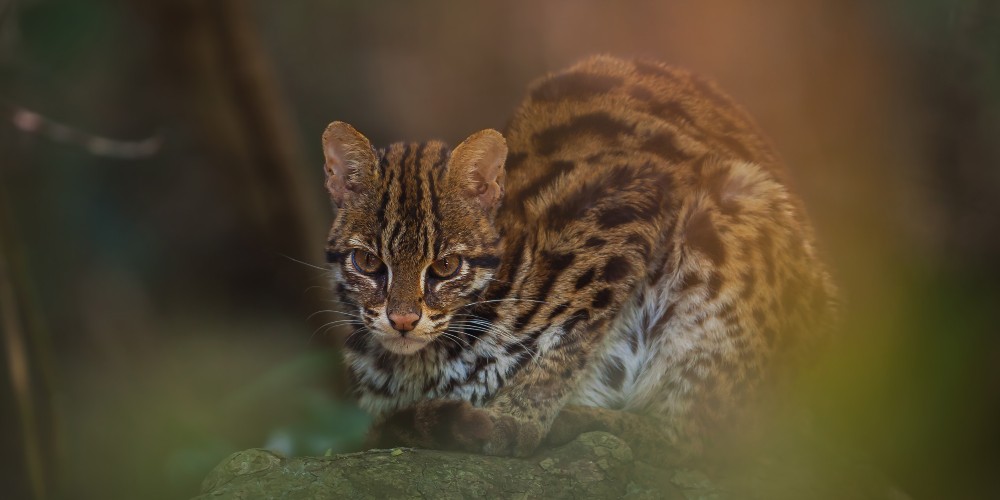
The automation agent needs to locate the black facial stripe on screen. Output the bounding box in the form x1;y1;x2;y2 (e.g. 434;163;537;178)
376;167;395;250
412;143;425;207
466;255;501;269
413;143;430;260
435;148;450;181
387;220;403;259
377;149;389;173
397;144;412;211
427;174;442;259
373;272;388;303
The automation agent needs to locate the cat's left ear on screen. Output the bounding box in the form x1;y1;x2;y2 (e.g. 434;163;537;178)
448;129;508;212
322;121;378;207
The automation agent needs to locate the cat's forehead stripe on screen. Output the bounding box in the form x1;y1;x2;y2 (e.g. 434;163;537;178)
376;141;452;265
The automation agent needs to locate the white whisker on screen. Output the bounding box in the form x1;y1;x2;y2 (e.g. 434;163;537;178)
308;309;365;321
338;326;369;348
280;253;333;272
456;297;555;309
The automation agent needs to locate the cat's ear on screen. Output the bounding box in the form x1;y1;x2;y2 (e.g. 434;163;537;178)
448;129;508;212
322;121;377;207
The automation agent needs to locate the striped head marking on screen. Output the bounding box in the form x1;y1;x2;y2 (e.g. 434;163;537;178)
322;122;506;355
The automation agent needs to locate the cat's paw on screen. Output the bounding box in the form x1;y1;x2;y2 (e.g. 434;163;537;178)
365;400;548;457
365;400;494;452
481;413;544;457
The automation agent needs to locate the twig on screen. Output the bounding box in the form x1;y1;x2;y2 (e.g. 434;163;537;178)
8;104;162;160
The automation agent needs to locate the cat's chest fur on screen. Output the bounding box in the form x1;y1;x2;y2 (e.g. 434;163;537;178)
351;333;515;415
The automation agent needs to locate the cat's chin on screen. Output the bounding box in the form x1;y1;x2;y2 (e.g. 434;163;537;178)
377;333;433;355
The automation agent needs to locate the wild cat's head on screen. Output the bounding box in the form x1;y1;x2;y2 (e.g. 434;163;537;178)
322;122;507;355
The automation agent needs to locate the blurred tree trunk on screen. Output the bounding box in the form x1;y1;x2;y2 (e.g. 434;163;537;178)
0;172;59;500
132;0;326;297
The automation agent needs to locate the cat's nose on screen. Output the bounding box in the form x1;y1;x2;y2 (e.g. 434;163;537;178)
388;311;421;332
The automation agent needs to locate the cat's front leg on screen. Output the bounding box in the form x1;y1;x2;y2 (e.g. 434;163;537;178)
364;399;494;452
477;397;552;457
365;345;598;456
475;345;602;457
364;399;551;457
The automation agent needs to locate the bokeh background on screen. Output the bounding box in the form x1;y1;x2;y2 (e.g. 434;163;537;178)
1;0;998;498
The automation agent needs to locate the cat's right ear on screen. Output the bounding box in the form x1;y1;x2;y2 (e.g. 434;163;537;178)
447;129;508;213
322;121;377;207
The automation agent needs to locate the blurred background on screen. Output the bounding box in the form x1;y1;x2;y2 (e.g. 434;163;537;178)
1;0;998;498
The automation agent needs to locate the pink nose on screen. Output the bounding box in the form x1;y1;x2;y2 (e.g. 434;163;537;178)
388;312;420;332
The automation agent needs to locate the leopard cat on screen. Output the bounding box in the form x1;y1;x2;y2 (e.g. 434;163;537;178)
321;55;836;462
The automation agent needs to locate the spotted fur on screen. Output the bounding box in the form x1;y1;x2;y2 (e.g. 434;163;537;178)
322;56;836;460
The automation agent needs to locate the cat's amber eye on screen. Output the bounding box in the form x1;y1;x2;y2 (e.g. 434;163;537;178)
351;249;385;275
429;255;462;279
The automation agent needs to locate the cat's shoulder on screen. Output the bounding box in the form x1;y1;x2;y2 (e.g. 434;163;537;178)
506;55;781;177
523;55;736;113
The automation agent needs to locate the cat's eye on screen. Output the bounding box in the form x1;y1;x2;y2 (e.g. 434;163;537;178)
429;255;462;279
351;249;385;275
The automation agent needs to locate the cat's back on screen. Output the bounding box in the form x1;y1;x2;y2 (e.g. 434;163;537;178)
503;55;782;190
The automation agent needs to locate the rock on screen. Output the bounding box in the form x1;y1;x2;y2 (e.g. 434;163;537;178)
195;432;643;499
195;432;909;499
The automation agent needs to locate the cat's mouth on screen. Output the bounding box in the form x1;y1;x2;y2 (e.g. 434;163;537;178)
375;331;436;355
